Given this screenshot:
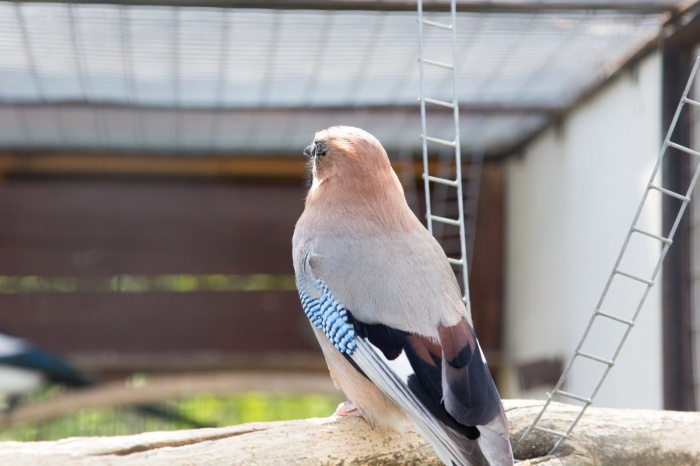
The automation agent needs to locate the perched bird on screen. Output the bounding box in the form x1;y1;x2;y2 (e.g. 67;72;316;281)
293;126;513;466
0;330;91;410
0;330;207;428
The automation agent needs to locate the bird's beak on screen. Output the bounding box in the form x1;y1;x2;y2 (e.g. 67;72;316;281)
304;144;314;159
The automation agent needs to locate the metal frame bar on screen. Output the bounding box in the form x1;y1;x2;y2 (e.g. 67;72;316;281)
171;6;182;149
14;2;71;146
515;55;700;456
68;2;108;147
210;8;232;151
8;0;680;14
417;0;470;309
0;100;559;115
119;4;145;148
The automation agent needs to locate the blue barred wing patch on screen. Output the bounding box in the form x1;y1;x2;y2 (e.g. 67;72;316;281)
299;279;356;354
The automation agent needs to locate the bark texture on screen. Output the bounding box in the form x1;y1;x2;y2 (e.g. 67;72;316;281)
1;399;699;465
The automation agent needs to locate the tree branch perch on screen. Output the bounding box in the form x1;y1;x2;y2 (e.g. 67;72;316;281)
1;400;698;465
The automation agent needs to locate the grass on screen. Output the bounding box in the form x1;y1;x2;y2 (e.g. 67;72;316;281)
0;392;343;442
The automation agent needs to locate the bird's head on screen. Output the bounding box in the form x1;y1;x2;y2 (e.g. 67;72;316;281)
304;126;395;195
301;126;417;232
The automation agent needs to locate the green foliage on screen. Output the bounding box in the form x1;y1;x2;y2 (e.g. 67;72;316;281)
0;274;297;293
0;392;342;442
178;392;341;425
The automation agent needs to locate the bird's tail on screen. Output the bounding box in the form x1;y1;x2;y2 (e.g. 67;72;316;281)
408;407;513;466
410;415;485;466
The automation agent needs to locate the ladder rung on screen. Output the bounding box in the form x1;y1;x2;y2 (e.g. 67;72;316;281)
423;96;455;109
683;96;700;107
421;18;452;30
423;173;458;187
424;135;456;147
554;389;592;404
614;268;654;286
667;141;700;158
531;426;569;439
595;311;635;327
649;184;690;202
430;214;461;226
447;257;463;266
422;58;454;70
576;350;614;367
631;227;672;244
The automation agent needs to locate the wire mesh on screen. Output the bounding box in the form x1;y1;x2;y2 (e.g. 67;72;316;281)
515;54;700;456
0;2;666;155
430;147;484;279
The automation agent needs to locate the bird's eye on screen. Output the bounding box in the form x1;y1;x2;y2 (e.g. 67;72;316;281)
304;141;327;160
315;141;327;158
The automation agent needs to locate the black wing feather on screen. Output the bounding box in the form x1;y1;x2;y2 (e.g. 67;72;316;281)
348;313;501;442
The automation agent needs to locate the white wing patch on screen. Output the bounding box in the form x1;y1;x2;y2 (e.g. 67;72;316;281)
351;338;477;466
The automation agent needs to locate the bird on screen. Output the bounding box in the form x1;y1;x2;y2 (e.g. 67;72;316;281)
0;330;208;428
0;330;91;411
292;126;513;466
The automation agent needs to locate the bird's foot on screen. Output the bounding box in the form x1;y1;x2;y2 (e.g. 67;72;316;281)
333;400;361;417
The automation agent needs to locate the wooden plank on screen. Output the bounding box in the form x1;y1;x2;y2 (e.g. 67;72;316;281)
0;291;317;354
0;180;303;275
0;173;503;374
0;151;435;180
0;153;308;180
469;163;504;360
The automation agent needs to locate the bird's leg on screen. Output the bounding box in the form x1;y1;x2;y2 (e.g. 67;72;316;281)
333;400;362;417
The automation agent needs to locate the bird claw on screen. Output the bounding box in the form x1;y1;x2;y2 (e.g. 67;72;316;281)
333;400;361;417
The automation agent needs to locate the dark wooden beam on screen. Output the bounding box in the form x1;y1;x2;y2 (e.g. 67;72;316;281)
0;151;438;179
8;0;681;13
661;40;696;412
663;0;700;47
0;151;309;180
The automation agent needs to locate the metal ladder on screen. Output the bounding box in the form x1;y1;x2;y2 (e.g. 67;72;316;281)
432;148;484;282
417;0;471;308
515;55;700;455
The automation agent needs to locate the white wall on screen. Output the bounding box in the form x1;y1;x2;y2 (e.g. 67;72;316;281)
503;52;663;409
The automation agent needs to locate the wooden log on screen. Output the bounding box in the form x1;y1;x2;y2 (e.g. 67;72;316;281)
1;400;699;465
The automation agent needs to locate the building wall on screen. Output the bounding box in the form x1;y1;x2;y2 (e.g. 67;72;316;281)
0;178;318;375
0;169;506;379
503;52;663;408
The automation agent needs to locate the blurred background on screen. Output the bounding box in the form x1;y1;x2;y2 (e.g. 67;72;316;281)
0;0;699;441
